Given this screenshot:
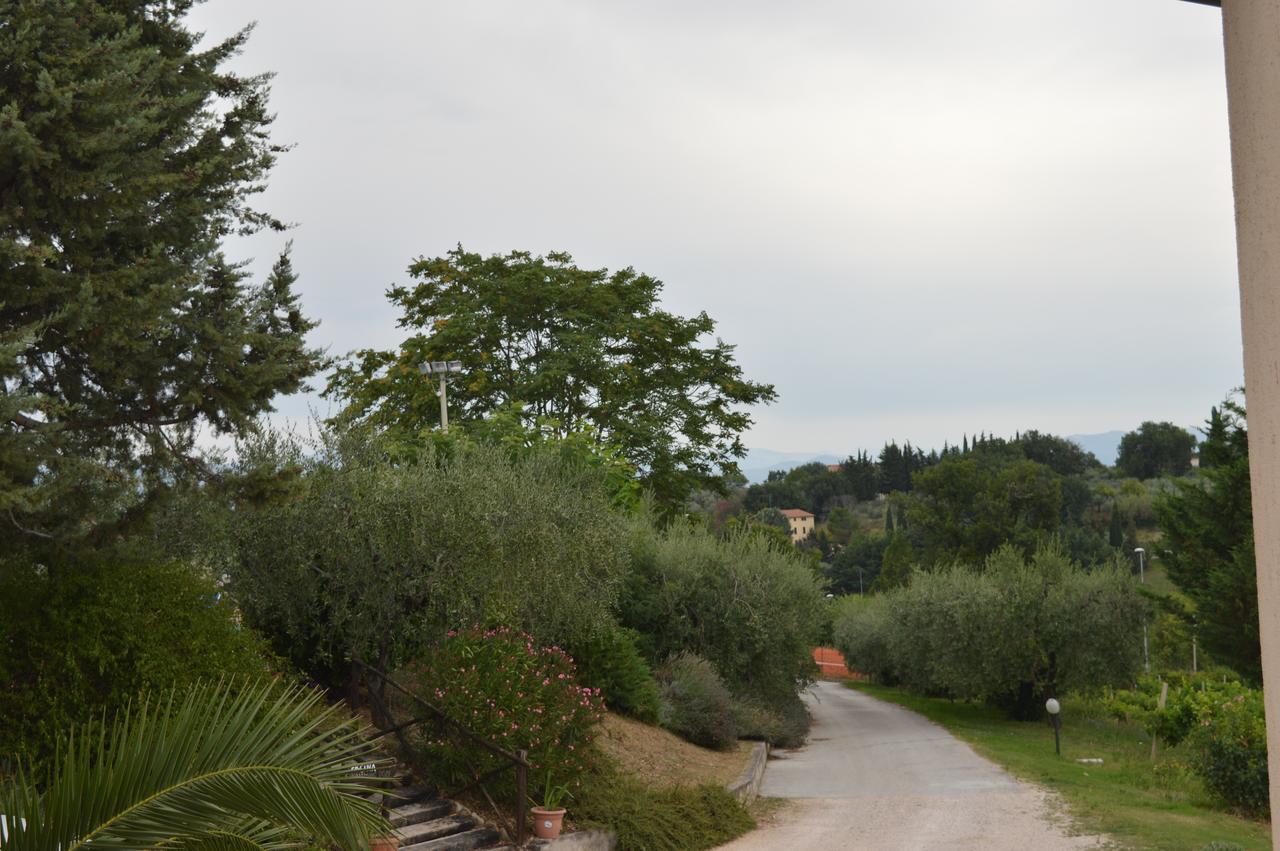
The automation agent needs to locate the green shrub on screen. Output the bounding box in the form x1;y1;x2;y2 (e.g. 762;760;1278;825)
768;693;812;748
1191;690;1269;817
733;694;810;748
622;522;825;711
656;653;737;751
833;545;1145;718
400;626;604;794
832;595;895;683
731;700;784;744
0;552;274;769
1101;673;1251;748
574;763;754;851
195;428;630;695
566;624;661;723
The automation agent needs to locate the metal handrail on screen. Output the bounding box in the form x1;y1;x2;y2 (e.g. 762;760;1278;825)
353;660;529;847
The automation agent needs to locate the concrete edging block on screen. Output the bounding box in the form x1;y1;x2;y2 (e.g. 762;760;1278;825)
725;741;770;805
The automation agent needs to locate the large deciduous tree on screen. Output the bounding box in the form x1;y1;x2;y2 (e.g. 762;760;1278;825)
326;247;775;508
1;1;320;550
1116;421;1197;479
903;457;1063;566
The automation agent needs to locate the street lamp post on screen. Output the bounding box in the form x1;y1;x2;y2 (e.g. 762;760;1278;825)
419;360;463;433
1135;547;1149;674
1046;697;1062;756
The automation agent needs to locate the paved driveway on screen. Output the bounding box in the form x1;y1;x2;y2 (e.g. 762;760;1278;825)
718;681;1107;850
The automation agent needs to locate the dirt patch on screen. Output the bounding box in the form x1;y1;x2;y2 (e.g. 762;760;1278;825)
596;713;754;788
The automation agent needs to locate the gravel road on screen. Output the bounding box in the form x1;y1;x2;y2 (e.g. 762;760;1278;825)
717;681;1109;850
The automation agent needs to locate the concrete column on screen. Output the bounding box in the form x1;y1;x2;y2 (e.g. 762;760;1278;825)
1222;0;1280;830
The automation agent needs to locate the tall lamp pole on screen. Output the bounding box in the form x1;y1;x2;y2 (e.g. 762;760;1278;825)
419;360;463;433
1135;547;1149;674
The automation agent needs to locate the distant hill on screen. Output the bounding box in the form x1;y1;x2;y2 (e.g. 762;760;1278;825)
1067;431;1126;467
739;448;842;483
744;431;1133;482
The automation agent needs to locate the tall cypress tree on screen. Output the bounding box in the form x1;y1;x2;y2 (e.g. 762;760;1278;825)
1157;394;1259;680
1107;502;1124;548
1;1;321;549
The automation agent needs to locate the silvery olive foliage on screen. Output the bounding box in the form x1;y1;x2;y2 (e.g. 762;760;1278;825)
834;546;1145;715
622;521;827;708
164;423;629;692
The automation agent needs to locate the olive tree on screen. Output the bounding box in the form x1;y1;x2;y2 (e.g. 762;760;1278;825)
621;521;826;708
835;546;1145;718
169;425;629;704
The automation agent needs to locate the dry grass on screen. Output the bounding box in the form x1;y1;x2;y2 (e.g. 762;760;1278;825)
595;713;755;788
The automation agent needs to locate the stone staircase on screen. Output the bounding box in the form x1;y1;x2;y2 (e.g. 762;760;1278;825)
375;778;510;850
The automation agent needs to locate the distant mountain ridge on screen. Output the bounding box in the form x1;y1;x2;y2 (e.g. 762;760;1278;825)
739;448;842;483
741;431;1130;483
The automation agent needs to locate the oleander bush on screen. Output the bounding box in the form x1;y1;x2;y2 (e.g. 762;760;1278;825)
400;626;604;794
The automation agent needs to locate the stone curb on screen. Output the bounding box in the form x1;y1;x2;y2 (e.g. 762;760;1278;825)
725;741;770;805
528;828;617;850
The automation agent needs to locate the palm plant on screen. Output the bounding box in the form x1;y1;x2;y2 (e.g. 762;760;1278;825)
0;679;391;849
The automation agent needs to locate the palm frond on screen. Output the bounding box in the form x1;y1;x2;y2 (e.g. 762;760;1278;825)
0;679;391;850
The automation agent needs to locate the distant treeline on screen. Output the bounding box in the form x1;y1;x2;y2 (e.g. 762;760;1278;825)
744;430;1100;518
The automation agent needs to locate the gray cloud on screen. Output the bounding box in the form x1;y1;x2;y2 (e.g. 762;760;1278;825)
191;0;1240;453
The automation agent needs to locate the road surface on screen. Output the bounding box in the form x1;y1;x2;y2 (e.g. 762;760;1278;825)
718;681;1107;850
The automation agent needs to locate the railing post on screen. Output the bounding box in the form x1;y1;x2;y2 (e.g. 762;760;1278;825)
515;749;528;847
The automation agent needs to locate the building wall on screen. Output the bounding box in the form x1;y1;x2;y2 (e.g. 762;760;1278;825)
1222;0;1280;827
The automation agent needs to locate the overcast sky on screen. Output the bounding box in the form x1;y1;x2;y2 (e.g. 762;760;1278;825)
189;0;1241;455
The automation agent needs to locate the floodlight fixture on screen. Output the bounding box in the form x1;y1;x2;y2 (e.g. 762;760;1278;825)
418;360;464;377
418;359;465;432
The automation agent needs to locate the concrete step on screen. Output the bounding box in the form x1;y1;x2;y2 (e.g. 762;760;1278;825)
383;782;437;805
397;814;476;845
390;798;456;828
402;826;503;851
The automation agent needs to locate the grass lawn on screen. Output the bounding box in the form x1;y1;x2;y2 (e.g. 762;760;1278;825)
847;681;1270;851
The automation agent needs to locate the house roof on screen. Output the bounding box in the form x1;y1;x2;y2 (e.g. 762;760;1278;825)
779;508;814;519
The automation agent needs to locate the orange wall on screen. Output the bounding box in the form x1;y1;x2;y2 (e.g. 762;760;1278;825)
812;647;864;681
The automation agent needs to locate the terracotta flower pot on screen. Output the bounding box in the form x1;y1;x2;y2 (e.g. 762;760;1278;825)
370;836;400;851
530;806;567;839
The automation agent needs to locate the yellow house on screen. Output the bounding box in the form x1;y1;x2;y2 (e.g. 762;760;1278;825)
779;509;815;542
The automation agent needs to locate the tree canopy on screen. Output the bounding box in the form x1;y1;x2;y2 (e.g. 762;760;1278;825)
166;425;631;697
1156;394;1259;680
326;247;775;509
1116;421;1197;479
835;546;1144;719
903;457;1063;565
1;0;320;550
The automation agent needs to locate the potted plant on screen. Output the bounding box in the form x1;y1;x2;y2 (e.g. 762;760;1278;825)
529;774;573;840
370;832;400;851
371;799;400;851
